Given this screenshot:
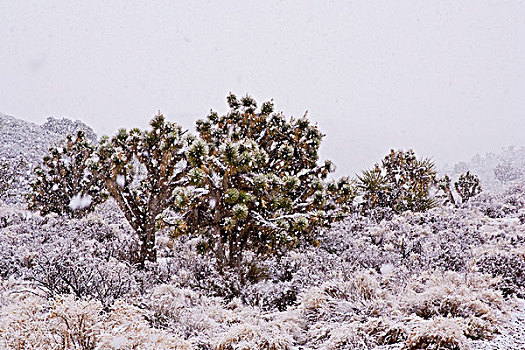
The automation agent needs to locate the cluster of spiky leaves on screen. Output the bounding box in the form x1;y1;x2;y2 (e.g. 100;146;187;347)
173;93;353;270
357;149;438;213
28;130;106;217
455;171;482;203
95;115;190;265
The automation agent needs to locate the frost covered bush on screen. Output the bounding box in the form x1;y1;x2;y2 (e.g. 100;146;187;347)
0;285;190;350
29;130;107;217
0;157;29;202
477;251;525;298
405;317;468;350
0;203;149;307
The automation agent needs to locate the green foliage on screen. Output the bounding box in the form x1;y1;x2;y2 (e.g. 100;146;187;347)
357;149;437;214
174;93;353;270
95;114;190;265
28;131;106;217
454;171;482;203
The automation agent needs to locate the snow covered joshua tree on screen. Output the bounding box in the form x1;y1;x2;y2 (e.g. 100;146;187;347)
29;130;107;217
95;114;190;265
172;93;354;272
357;149;438;214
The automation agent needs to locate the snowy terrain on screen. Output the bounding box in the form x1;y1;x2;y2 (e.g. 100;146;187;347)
0;114;524;349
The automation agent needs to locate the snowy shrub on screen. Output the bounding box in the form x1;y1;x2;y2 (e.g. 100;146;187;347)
28;255;140;308
214;321;295;350
0;157;29;201
477;250;525;298
0;285;190;350
405;317;468;350
0;204;146;307
95;300;191;350
400;272;503;322
494;161;520;183
29;130;107;217
0;290;102;349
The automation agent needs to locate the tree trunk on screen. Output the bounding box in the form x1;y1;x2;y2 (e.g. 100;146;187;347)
138;222;157;266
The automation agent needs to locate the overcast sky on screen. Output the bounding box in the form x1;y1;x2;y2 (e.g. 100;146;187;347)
1;1;524;176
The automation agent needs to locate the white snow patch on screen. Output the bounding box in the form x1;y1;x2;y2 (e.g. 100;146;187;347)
116;174;125;187
68;193;92;210
380;263;394;275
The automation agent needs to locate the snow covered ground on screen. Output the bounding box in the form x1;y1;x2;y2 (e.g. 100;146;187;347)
0;114;524;349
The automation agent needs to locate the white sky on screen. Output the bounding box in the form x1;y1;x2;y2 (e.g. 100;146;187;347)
1;1;524;176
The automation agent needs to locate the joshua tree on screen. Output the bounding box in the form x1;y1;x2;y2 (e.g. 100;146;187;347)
29;130;106;217
455;171;482;203
357;149;437;213
172;93;354;272
95;114;190;265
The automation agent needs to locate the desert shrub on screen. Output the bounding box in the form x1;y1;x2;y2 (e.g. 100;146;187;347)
28;255;140;308
28;130;107;217
405;317;468;350
0;287;190;350
0;205;145;307
95;300;191;350
0;291;102;350
477;251;525;298
0;157;29;201
214;314;300;350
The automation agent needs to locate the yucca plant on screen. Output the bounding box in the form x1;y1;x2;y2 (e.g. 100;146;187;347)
357;149;438;214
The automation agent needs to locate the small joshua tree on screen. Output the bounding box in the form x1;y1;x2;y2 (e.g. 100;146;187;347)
454;171;482;203
28;130;106;217
357;149;437;214
173;93;353;271
95;114;190;265
437;174;456;205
